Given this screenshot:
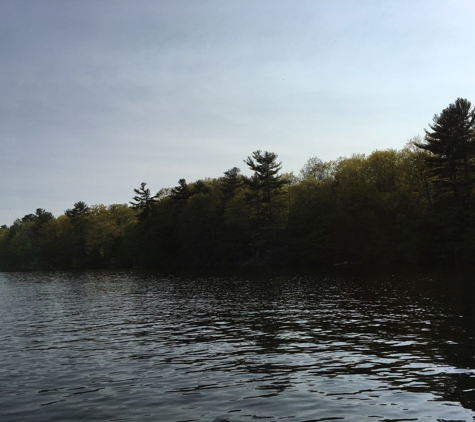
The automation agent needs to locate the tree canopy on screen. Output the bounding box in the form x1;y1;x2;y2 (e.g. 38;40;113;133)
415;98;475;206
4;99;475;269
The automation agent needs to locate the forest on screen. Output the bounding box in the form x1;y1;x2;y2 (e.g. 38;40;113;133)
2;98;475;271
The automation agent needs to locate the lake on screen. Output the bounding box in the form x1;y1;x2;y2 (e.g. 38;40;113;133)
1;270;475;421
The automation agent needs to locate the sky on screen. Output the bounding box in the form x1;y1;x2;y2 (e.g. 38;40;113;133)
2;0;475;226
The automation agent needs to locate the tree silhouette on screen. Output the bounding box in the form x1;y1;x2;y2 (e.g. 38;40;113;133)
415;98;475;207
170;179;191;204
130;183;159;220
244;150;287;221
221;167;243;200
65;201;90;264
415;98;475;265
243;151;288;260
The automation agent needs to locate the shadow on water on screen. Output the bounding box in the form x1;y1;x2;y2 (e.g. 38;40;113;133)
156;268;475;413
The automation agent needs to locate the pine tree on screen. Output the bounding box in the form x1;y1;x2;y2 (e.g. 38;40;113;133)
415;98;475;265
221;167;243;201
243;151;288;260
415;98;475;207
244;150;287;222
130;183;159;220
65;201;90;265
170;179;191;204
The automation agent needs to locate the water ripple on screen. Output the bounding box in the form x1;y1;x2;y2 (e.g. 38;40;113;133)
0;271;475;421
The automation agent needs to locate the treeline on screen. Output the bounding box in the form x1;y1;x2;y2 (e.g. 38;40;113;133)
2;98;475;270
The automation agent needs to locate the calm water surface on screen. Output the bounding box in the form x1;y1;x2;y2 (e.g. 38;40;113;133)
1;270;475;421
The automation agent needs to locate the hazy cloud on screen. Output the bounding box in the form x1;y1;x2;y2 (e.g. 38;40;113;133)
2;0;475;225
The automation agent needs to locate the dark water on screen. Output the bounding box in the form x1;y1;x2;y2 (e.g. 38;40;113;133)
1;270;475;422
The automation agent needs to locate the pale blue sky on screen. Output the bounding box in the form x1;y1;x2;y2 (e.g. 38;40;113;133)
2;0;475;225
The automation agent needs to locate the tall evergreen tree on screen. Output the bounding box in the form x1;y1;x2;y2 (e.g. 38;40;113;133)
170;179;191;204
244;150;287;222
415;98;475;265
65;201;90;265
130;182;159;220
415;98;475;207
221;167;243;200
243;151;288;260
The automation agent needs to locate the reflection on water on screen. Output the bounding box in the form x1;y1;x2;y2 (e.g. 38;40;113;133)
1;270;475;421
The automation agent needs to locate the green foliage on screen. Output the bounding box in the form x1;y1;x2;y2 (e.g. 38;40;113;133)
130;183;160;221
170;179;192;204
7;220;35;269
65;201;90;267
416;98;475;206
244;150;288;220
6;99;475;271
0;226;9;269
176;184;222;265
86;204;137;267
299;157;334;182
221;167;243;201
242;150;289;260
65;201;89;220
36;216;75;269
414;99;475;265
287;179;336;264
